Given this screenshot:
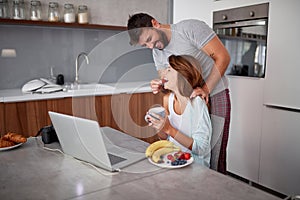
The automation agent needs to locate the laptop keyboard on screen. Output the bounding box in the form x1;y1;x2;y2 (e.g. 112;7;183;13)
108;153;126;165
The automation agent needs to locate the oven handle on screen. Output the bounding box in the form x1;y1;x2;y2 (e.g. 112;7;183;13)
214;19;267;29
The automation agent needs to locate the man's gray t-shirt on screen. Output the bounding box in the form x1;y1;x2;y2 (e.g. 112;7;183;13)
153;19;228;96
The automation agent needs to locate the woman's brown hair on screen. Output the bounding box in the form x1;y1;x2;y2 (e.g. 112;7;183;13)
168;55;205;97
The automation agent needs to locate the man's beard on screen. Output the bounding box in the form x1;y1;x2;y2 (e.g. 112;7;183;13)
156;29;169;50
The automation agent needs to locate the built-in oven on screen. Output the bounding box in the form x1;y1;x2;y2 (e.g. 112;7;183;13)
213;3;269;78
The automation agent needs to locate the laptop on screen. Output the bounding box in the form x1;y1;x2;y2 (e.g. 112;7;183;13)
48;111;146;172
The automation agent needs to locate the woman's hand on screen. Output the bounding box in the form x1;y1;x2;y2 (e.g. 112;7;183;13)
147;112;166;131
147;113;176;137
150;79;162;94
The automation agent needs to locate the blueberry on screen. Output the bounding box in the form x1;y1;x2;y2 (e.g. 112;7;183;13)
171;161;179;166
179;160;187;165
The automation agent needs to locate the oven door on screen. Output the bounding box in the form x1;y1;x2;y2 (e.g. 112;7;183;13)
214;19;267;78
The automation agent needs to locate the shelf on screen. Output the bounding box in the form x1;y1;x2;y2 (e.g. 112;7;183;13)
0;18;127;31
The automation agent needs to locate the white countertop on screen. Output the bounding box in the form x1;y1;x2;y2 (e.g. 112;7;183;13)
0;81;152;103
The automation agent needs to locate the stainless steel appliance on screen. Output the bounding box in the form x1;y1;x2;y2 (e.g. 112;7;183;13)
213;3;269;77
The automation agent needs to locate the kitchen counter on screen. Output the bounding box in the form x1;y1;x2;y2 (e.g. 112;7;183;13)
0;127;281;200
0;81;151;103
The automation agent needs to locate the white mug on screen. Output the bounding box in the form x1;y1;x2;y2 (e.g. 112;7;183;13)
145;106;166;123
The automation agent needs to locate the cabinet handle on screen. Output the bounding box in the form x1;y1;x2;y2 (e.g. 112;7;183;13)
222;14;227;20
249;11;255;17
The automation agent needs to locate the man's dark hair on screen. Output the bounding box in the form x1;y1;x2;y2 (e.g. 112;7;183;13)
127;13;154;45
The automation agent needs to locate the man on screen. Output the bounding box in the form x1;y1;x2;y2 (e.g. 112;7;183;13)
127;13;230;174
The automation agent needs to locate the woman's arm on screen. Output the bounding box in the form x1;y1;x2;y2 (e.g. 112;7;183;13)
162;120;194;150
156;94;170;140
164;98;212;155
151;95;195;150
189;99;212;156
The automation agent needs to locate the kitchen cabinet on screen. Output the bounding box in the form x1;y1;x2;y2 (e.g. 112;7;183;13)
46;97;73;118
111;93;164;143
259;106;300;195
260;1;300;195
0;102;4;136
61;93;163;143
227;76;264;183
261;0;300;110
2;92;163;143
4;100;49;137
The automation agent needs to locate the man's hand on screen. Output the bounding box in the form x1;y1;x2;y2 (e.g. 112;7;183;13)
190;87;209;104
150;79;162;94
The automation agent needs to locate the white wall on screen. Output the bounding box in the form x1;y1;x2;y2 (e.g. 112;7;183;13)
173;0;213;25
174;0;268;26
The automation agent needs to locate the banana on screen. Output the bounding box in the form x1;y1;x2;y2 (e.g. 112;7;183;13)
145;140;175;157
151;146;181;163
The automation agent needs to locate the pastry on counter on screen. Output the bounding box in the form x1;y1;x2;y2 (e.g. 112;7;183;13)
0;138;15;148
2;132;27;144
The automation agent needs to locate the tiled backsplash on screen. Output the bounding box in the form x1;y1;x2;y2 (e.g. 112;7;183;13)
0;25;156;89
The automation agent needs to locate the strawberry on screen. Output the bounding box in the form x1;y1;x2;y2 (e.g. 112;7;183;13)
179;153;186;160
167;154;175;161
183;152;191;160
174;151;183;159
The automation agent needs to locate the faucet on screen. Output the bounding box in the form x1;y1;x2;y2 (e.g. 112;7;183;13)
75;52;89;84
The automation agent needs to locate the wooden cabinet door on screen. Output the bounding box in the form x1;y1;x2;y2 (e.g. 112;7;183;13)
47;98;73;117
0;102;4;136
4;100;48;137
4;98;73;137
55;96;97;120
3;96;109;138
95;95;114;128
3;92;163;141
111;92;163;143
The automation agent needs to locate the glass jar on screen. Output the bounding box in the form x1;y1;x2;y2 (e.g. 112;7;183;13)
63;3;75;23
12;0;25;20
30;0;41;21
0;0;10;19
48;2;59;22
78;5;88;24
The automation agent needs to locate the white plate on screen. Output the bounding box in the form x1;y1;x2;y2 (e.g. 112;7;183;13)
0;142;23;151
148;153;194;169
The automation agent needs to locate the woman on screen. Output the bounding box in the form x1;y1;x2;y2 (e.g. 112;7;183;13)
147;55;212;167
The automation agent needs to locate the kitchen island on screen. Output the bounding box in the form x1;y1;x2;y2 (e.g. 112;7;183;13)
0;82;163;143
0;128;281;200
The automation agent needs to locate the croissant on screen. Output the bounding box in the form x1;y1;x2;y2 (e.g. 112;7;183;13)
3;132;27;143
0;138;15;148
